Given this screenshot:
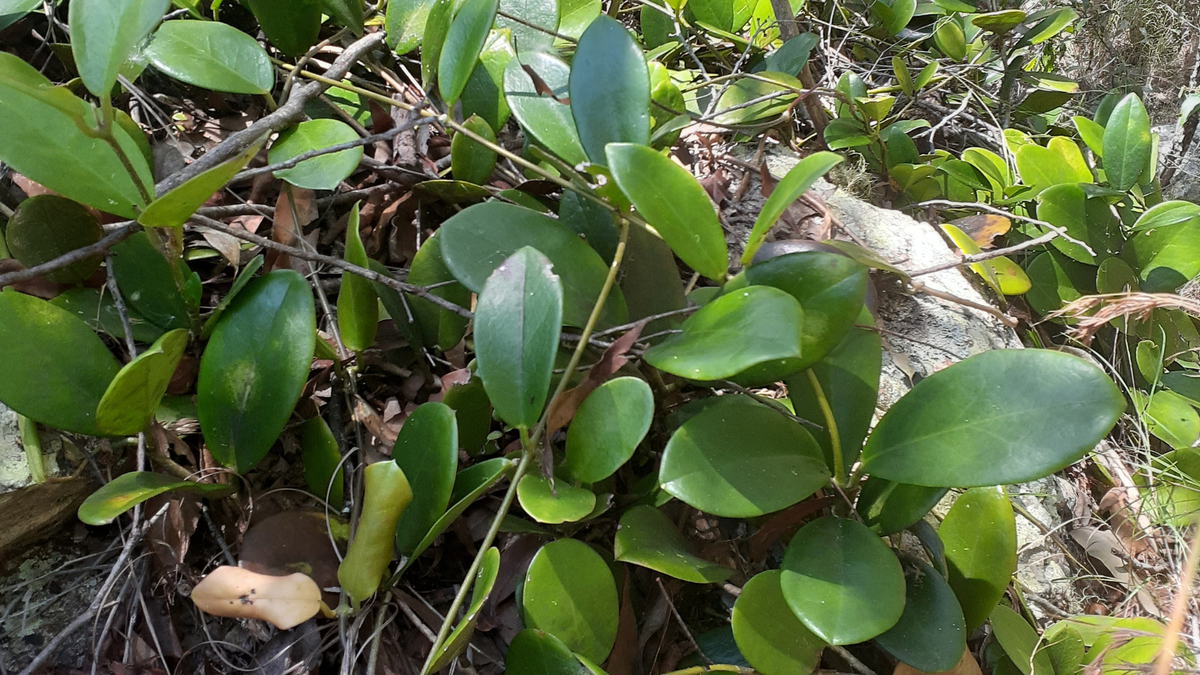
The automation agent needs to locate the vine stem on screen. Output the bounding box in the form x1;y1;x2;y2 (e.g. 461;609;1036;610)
660;666;755;675
806;369;844;483
419;219;631;673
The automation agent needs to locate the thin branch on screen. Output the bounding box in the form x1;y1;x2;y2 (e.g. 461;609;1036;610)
0;222;140;290
235;117;437;181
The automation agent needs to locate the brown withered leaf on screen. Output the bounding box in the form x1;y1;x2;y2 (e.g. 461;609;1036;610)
240;510;344;607
266;186;317;271
543;319;649;438
145;492;200;580
895;648;984;675
748;495;837;563
950;214;1010;248
606;569;640;675
522;64;569;103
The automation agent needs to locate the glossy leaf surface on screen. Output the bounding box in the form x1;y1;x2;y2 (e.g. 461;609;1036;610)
875;559;967;672
96;329;188;436
505;630;588;674
451;115;498;185
991;605;1056;675
140;141;263;228
569;16;650;164
1102;93;1151;191
742;153;844;264
614;505;734;583
269;120;363;191
79;471;232;525
564;376;653;483
146;20;273;94
337;203;378;353
517;474;596;523
69;0;169;96
503;52;588;165
300;416;344;505
426;548;501;672
245;0;321;56
941;487;1017;629
523;538;619;663
393;402;459;555
732;570;826;675
438;0;500;103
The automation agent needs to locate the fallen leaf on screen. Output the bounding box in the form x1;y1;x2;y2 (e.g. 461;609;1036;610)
950;214;1010;248
239;510;345;607
895;647;984;675
191;565;322;629
267;186;317;271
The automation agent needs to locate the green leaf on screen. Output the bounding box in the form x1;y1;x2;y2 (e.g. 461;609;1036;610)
714;73;799;125
95;329;188;435
0;52;152;217
337;203;378;352
787;320;881;478
856;480;947;536
1042;625;1085;675
322;0;364;33
859;350;1124;487
451;115;498;184
557;0;600;38
198;270;316;473
564;377;653;483
879;0;915;34
503;52;588;165
763;33;819;77
78;471;233;526
140;141;263;228
269;119;363;191
824;118;872;150
1025;250;1094;315
644;286;804;381
442;375;493;453
201;255;264;340
742;153;844;264
461;33;514;131
971;9;1024;32
940;487;1016;629
1096;257;1138;294
990;605;1056;675
1101;93;1151;191
1015;138;1093;192
392;402;459;555
69;0;169;96
1144;447;1200;526
569;15;650;165
744;251;869;377
659;396;830;518
421;0;454;86
1131;200;1200;233
893;57;913;97
1125;215;1200;292
245;0;322;56
426;547;500;673
387;0;437;52
606;143;728;281
437;0;500;104
619;222;687;333
523;538;619;663
875;559;966;672
1014;7;1076;46
914;61;939;89
732;570;825;675
934;20;967;61
505;629;589;674
517;474;596;523
145;20;273;94
404;232;471;351
300;416;344;505
407;458;515;564
0;291;121;435
51;288;165;344
1163;372;1200;406
613;505;734;583
110;231;194;331
474;247;562;429
781;516;906;645
1035;184;1121;264
439;201;627;328
5;195;103;283
1073;116;1105;157
1135;390;1200;450
498;0;558;52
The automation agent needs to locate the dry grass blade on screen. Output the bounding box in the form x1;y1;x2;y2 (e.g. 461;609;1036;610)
1050;293;1200;344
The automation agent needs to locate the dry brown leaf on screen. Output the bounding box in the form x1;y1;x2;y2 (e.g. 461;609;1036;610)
894;648;984;675
950;214;1011;248
240;511;344;608
543;319;649;436
191;565;322;629
267;186;317;271
198;226;243;265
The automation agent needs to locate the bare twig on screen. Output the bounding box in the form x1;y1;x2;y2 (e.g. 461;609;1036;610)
235;117;437;181
656;577;711;667
908;279;1019;327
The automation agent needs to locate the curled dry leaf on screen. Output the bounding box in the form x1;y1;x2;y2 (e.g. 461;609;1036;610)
191;565;323;630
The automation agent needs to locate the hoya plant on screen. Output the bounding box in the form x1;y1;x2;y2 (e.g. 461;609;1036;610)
0;0;1182;674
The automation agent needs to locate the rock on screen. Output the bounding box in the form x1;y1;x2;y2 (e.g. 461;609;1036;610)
726;145;1087;624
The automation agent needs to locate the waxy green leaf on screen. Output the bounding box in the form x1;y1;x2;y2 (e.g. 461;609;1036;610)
991;605;1056;675
498;0;558;51
245;0;322;56
659;396;829;518
438;0;500;103
337;203;378;353
860;350;1124;487
474;247;562;429
300;416;344;506
781;516;906;645
856;479;947;536
606;143;729;280
146;20;273;94
405;232;471;351
198;271;316;473
1015;137;1093;192
386;0;438;53
742;153;844;264
451;115;498;185
732;570;826;675
69;0;169;96
96;329;188;436
426;548;500;673
614;505;734;583
564;377;653;483
110;231;195;332
393;402;459;556
1102;93;1151;191
875;559;966;672
941;486;1017;629
523;538;619;663
79;472;233;525
269;119;363;191
569;16;650;164
5;195;104;283
517;474;596;524
504;52;588;165
140;141;263;228
505;630;589;675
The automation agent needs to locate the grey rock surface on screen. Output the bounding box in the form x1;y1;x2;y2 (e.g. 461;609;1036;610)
728;145;1086;623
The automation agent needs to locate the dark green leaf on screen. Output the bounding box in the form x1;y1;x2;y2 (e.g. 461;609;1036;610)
337;203;378;352
201;255;264;340
941;487;1016;629
1130;200;1200;233
859;350;1124;487
503;52;588;165
245;0;322;56
269;119;363;191
78;472;233;526
1025;250;1095;315
198;270;316;472
742;153;844;264
763;33;819;76
406;458;514;564
559;190;618;263
442;375;493;453
421;0;454;85
1036;183;1122;264
569;15;650;165
990;605;1056;675
451;115;498;184
473;247;562;429
644;286;803;381
300;416;344;505
618;222;687;334
780;516;906;645
1101;93;1151;191
613;505;734;583
564;377;653;483
439;201;627;328
95;329;188;435
875;559;966;672
523;538;619;663
438;0;500;104
393;402;459;555
498;0;558;52
856;479;947;536
145;20;273;94
51;288;165;344
386;0;438;53
5;195;103;283
659;396;829;518
404;232;471;351
0;291;120;435
1125;216;1200;292
0;52;152;217
111;231;194;331
69;0;169;96
607;143;728;281
505;630;589;675
517;474;596;523
322;0;364;33
1163;372;1200;407
460;33;514;131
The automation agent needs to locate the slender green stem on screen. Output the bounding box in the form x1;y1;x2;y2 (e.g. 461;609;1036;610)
96;94;153;205
660;666;755;675
806;369;844;483
18;415;45;484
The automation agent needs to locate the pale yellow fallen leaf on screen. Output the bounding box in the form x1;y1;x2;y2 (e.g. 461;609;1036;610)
191;565;322;629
